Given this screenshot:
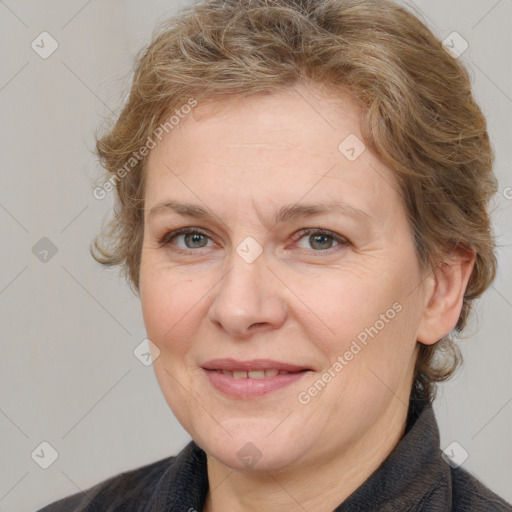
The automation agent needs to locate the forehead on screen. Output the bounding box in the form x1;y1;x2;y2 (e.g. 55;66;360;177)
144;83;401;222
176;84;364;162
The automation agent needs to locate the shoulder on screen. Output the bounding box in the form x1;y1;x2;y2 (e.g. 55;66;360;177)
450;465;512;512
36;454;177;512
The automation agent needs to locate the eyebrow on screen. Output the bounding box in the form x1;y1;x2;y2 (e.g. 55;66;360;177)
148;200;371;226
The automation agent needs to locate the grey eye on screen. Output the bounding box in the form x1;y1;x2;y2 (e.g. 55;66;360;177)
296;231;341;251
180;232;209;248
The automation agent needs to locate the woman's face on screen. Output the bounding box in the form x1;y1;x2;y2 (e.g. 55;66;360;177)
140;83;430;472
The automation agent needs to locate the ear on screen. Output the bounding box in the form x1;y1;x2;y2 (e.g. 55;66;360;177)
416;247;476;346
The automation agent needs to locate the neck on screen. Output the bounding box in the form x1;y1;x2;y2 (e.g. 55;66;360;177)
203;398;410;512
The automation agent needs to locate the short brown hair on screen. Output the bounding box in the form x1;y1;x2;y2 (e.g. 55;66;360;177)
93;0;497;403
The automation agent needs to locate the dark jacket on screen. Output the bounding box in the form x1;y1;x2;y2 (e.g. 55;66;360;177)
37;399;512;511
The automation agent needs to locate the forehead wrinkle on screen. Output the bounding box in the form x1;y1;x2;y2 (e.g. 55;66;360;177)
252;196;372;231
148;199;373;233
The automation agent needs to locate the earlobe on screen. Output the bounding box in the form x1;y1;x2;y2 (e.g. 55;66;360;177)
416;248;476;346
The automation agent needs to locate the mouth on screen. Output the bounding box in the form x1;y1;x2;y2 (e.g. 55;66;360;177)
201;358;312;398
213;368;305;379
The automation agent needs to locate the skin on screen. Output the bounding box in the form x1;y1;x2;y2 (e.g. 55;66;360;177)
139;82;475;512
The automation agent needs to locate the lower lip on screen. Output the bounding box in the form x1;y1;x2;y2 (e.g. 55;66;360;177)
203;369;310;399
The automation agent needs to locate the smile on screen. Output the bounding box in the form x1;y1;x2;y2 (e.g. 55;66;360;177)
201;359;312;398
217;369;299;379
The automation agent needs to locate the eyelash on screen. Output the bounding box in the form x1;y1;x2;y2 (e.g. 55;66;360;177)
157;227;350;255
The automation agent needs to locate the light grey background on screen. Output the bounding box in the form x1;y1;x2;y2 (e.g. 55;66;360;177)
0;1;510;511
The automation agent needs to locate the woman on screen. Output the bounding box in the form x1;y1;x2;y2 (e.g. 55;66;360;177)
39;0;511;510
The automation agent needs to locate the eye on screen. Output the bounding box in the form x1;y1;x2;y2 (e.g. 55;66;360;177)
159;228;215;250
158;227;349;254
294;228;349;252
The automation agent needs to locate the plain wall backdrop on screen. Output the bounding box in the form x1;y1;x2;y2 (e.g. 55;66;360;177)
0;1;511;510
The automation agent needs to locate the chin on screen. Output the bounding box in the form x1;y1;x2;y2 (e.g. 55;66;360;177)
192;417;314;472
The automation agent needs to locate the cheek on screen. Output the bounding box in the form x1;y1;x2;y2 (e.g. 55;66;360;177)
298;270;392;340
139;257;206;353
303;261;421;366
307;276;419;417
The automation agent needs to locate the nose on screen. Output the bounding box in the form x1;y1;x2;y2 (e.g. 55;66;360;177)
207;253;287;340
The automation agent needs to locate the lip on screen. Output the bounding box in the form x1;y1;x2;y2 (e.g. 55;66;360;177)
202;358;310;372
201;358;312;399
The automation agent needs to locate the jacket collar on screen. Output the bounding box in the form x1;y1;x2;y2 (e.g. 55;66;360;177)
334;398;452;511
144;440;208;511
